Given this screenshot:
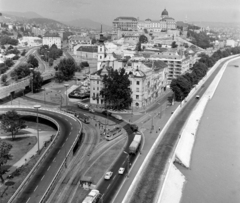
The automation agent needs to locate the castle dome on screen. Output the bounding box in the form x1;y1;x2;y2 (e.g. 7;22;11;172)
162;9;168;16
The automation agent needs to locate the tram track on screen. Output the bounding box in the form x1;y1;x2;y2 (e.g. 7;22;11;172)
46;123;98;203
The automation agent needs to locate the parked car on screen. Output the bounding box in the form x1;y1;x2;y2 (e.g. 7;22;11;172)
196;95;200;99
89;108;95;113
104;171;113;180
118;167;125;174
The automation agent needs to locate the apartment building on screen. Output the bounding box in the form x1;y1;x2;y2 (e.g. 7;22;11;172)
151;50;193;83
43;33;61;49
89;59;168;108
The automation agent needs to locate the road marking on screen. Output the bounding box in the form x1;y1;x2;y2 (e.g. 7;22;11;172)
57;150;60;154
34;185;38;192
53;157;56;162
70;123;72;126
107;184;111;190
66;137;69;141
41;175;45;181
47;166;51;171
26;197;31;203
62;142;65;147
71;127;73;131
112;175;116;180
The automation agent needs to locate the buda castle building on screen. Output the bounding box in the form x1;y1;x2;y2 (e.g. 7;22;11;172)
113;9;176;33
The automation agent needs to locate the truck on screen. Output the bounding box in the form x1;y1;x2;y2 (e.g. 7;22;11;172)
129;133;142;155
82;189;100;203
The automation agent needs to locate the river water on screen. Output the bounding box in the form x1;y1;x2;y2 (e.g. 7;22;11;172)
179;58;240;203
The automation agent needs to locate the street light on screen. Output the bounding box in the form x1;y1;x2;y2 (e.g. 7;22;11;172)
30;68;34;94
58;90;62;110
34;105;41;153
64;84;69;107
123;151;130;177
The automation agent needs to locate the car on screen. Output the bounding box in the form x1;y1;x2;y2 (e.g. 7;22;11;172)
89;108;95;113
196;95;200;99
104;171;113;180
118;167;125;174
112;114;123;121
102;110;112;116
130;124;138;132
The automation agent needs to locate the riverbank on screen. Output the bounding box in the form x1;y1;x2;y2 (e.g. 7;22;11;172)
158;55;240;203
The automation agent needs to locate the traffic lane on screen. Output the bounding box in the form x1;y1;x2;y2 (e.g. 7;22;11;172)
13;110;80;203
98;149;137;202
28;111;81;203
98;154;126;197
102;156;134;202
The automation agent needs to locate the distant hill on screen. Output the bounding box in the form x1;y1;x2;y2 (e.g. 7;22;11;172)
65;18;112;30
190;21;240;28
28;18;67;28
2;11;42;19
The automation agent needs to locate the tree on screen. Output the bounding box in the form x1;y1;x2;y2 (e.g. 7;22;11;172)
100;68;132;110
4;58;14;68
1;74;8;86
27;55;38;68
21;49;26;56
171;41;178;48
32;71;43;92
48;58;54;66
0;110;26;140
135;42;142;51
55;58;77;82
0;141;12;183
139;35;148;44
11;64;31;80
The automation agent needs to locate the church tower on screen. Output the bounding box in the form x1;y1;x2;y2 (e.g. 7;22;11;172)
97;41;105;70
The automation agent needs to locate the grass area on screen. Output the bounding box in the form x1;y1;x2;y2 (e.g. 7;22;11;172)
4;136;37;169
84;138;126;185
0;122;56;202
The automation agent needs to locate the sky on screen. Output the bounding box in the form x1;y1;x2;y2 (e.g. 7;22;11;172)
0;0;240;24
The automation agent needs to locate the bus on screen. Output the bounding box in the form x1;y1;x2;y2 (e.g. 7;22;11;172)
75;113;90;124
82;189;100;203
105;126;122;141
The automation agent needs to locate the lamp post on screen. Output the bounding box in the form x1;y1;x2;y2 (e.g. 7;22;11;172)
123;151;130;177
64;84;69;107
43;88;46;105
34;105;41;153
30;68;34;94
58;90;62;110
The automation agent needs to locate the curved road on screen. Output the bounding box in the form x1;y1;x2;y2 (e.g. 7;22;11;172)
1;108;81;203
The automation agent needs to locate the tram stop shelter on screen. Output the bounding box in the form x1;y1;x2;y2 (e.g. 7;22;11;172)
80;176;93;190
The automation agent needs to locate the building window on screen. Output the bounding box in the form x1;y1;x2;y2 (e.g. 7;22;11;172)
136;95;139;99
136;81;140;85
100;56;102;59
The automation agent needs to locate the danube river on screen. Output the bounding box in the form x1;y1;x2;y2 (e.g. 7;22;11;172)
180;58;240;203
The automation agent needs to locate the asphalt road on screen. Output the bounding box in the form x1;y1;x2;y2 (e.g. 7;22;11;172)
2;108;82;203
